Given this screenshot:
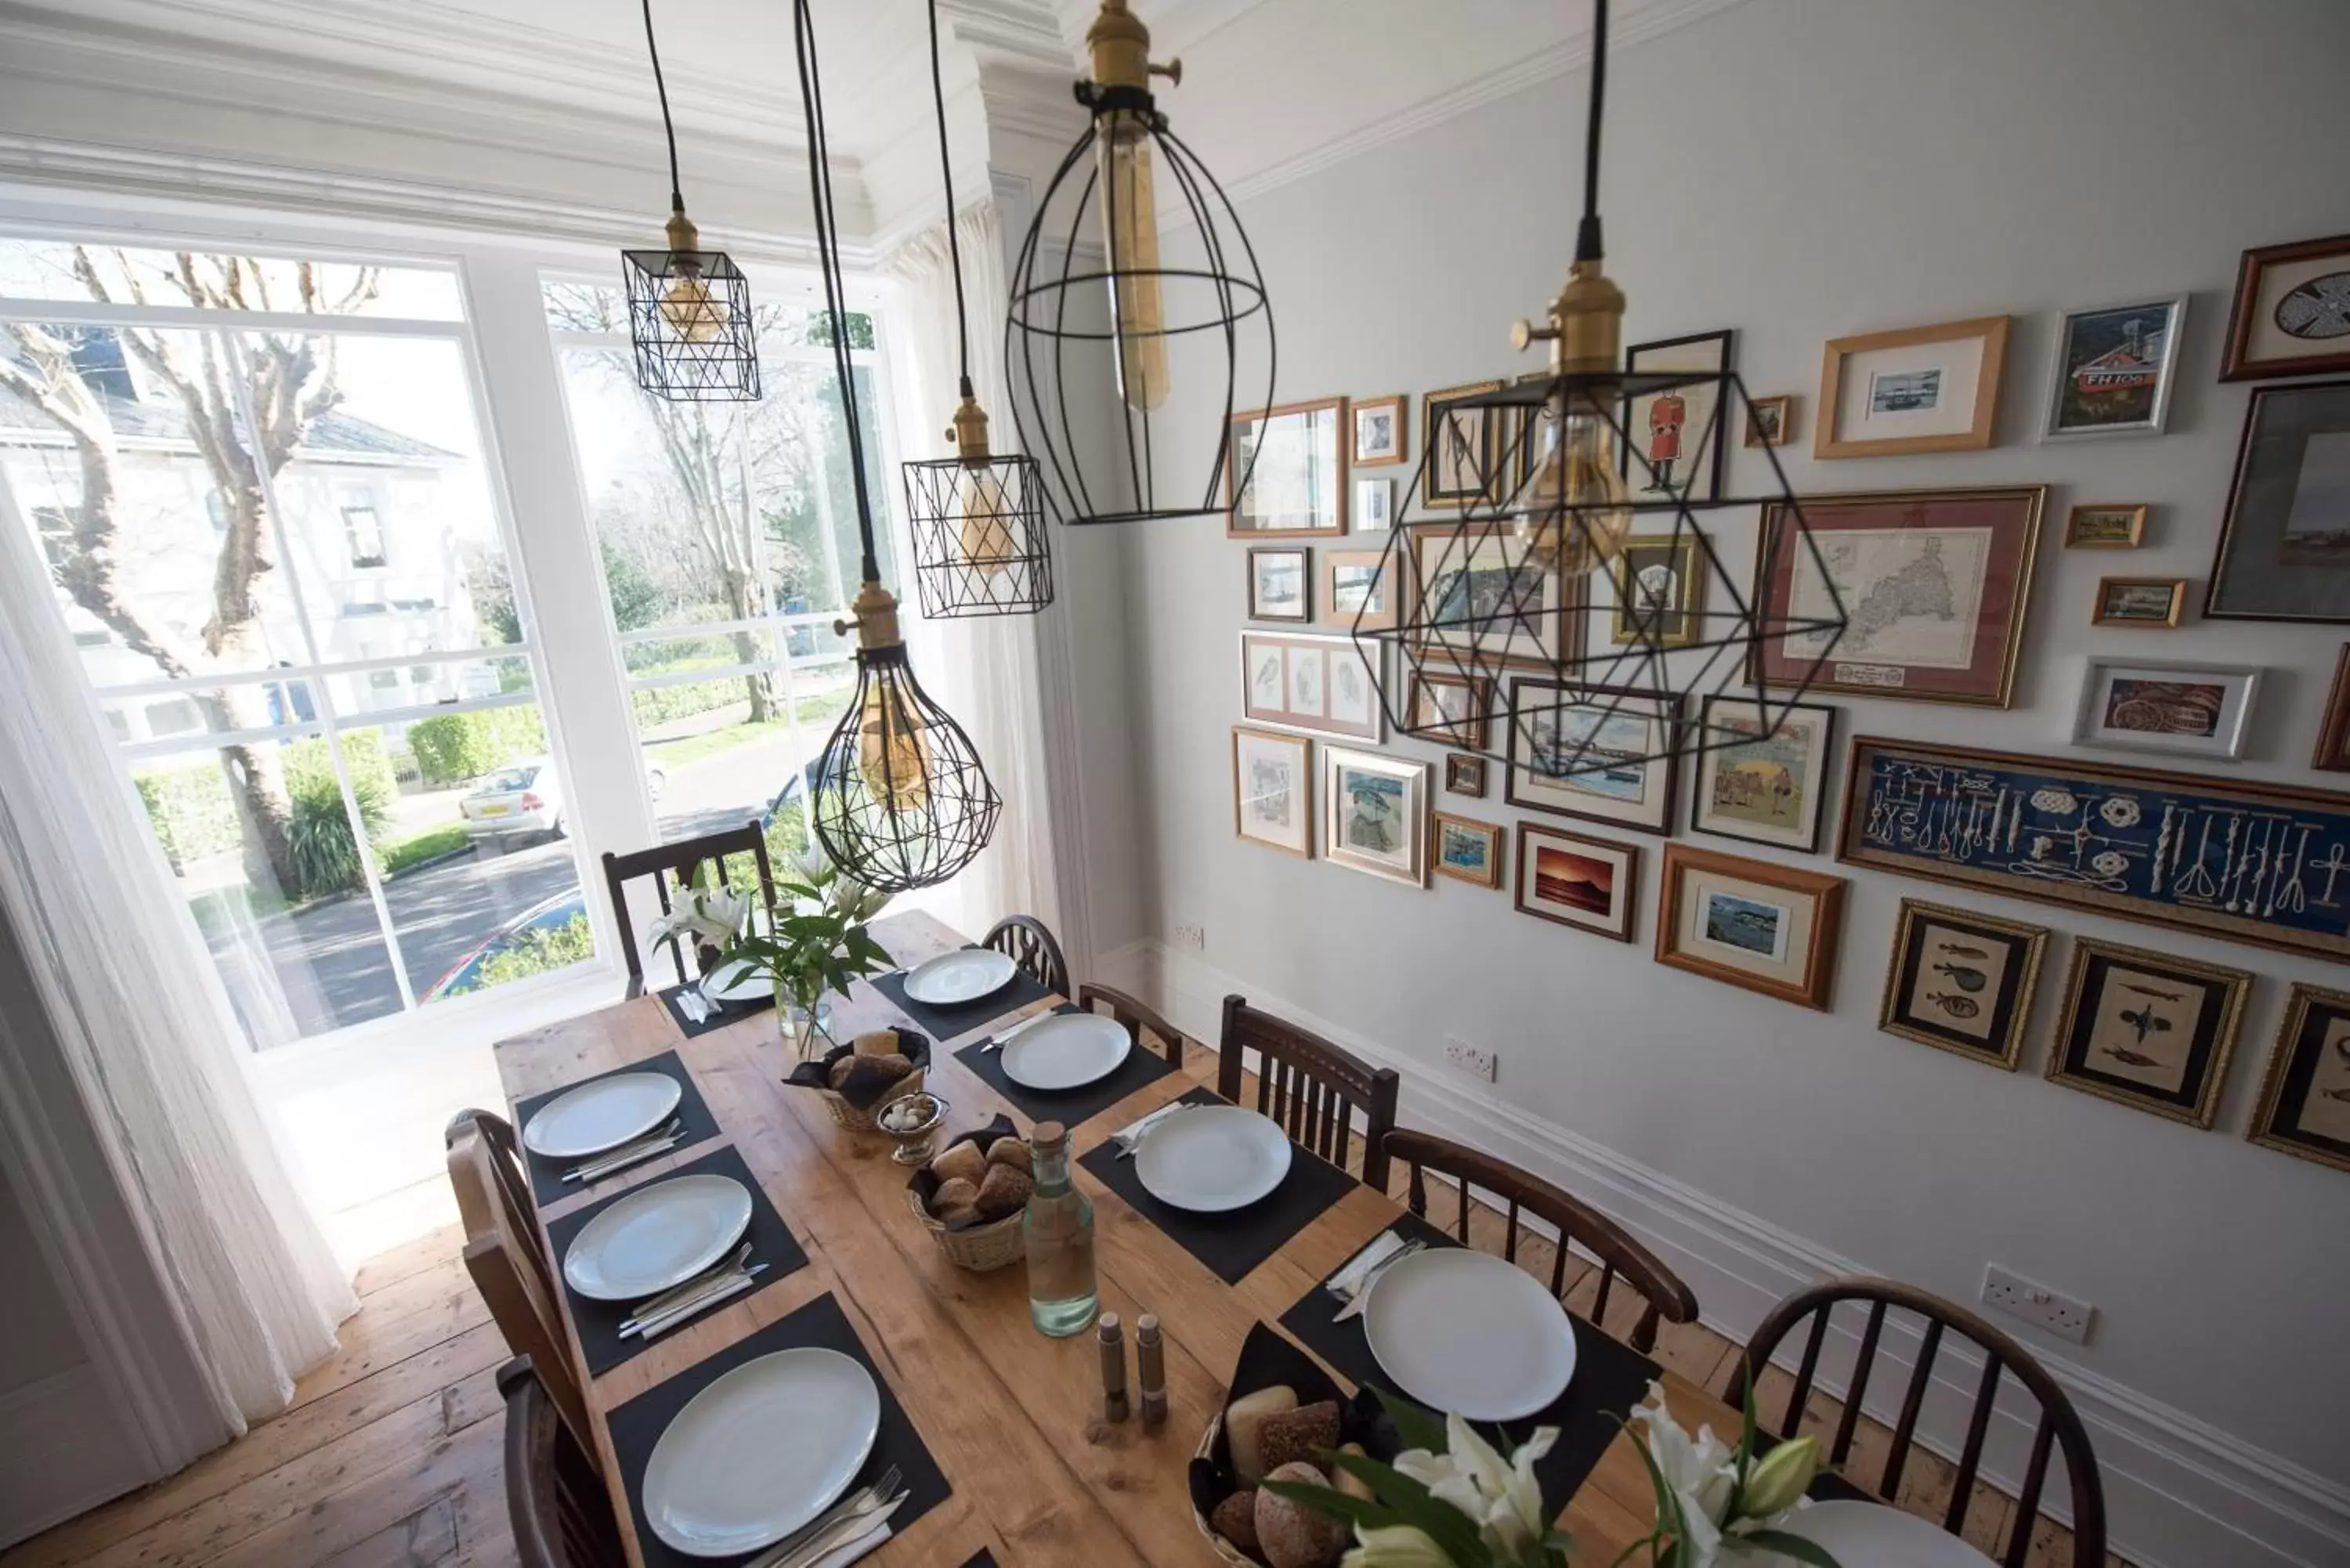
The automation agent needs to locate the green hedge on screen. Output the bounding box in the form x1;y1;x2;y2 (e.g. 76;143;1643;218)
135;733;397;898
407;706;548;786
442;912;597;995
136;759;244;865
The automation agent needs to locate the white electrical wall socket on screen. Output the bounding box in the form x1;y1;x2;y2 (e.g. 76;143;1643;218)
1981;1263;2093;1345
1443;1035;1497;1082
1173;923;1206;952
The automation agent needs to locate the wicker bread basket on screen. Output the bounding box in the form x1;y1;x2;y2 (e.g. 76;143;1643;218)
786;1026;931;1134
904;1116;1031;1272
1191;1411;1256;1566
822;1064;925;1133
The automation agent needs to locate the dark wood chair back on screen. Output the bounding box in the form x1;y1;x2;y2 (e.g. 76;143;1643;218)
1217;994;1399;1190
500;1356;625;1568
1077;982;1185;1067
446;1110;593;1451
1381;1129;1698;1354
599;822;775;995
1726;1276;2105;1567
982;913;1070;997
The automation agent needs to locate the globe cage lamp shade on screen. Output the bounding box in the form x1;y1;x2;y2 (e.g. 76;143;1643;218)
1005;0;1275;526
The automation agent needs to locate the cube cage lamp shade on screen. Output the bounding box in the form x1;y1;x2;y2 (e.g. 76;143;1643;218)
1354;368;1851;778
811;644;1003;893
622;245;761;401
903;451;1054;618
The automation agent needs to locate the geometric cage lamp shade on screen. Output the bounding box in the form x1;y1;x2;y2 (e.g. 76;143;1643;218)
622;237;761;402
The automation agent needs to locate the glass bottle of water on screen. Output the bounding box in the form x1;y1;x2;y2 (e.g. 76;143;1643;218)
1023;1120;1097;1337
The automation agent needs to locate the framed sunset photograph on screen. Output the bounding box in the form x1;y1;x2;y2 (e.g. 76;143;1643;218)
1514;824;1637;941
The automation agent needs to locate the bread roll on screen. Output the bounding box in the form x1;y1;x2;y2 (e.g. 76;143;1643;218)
826;1054;858;1091
973;1162;1032;1219
868;1052;914;1080
1254;1463;1343;1568
1208;1490;1260;1558
986;1136;1032;1171
938;1201;980;1227
1332;1443;1372;1501
852;1029;900;1057
1256;1400;1340;1477
928;1141;986;1187
1224;1384;1297;1484
931;1176;979;1215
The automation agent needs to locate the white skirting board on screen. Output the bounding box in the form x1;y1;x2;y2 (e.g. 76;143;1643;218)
1090;938;2350;1568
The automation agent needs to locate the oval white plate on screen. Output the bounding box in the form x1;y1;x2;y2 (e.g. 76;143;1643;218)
1759;1501;1997;1567
642;1347;880;1558
521;1072;683;1160
700;959;773;1003
1134;1106;1292;1212
902;948;1018;1006
561;1174;754;1302
1000;1013;1132;1091
1363;1247;1578;1422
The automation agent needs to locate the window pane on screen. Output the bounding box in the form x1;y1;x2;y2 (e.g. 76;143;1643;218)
620;627;781;679
0;240;464;320
103;677;315;744
756;358;896;614
320;654;535;718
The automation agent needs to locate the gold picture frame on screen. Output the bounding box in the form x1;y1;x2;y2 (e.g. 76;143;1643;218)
1420;381;1503;510
1876;899;2048;1070
2093;576;2187;628
2064;504;2147;549
1430;812;1505;889
2046;938;2250;1128
1608;534;1706;649
1817;316;2009;459
2246;983;2350;1174
1743;393;1795;448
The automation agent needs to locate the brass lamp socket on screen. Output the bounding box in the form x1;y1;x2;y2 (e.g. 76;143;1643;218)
946;396;993;464
1086;0;1179;92
664;208;703;257
836;580;903;652
1553;258;1625;378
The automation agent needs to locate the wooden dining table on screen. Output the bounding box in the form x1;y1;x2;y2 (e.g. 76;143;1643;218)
496;909;1727;1566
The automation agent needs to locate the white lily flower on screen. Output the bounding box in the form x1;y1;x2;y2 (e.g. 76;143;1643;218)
794;840;832;883
646;884;749;952
1342;1524;1455;1568
1632;1382;1737;1567
1390;1415;1560;1566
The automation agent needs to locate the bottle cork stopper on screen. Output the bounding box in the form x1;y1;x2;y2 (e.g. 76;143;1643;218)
1033;1120;1067;1153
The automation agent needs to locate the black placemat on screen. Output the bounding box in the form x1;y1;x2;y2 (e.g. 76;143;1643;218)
953;1005;1182;1127
511;1050;722;1206
956;1554;998;1567
1274;1219;1659;1505
870;951;1057;1043
544;1143;809;1376
607;1292;952;1568
1078;1088;1361;1285
656;977;774;1038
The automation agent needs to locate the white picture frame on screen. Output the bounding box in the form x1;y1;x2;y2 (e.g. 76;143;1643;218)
1322;746;1428;887
2040;295;2187;443
2071;658;2261;761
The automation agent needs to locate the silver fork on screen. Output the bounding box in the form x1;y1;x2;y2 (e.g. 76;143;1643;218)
748;1466;904;1568
617;1242;756;1337
564;1118;683;1183
1333;1240;1426;1323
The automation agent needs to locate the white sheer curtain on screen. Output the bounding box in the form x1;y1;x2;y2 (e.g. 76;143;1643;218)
885;202;1065;939
0;482;353;1433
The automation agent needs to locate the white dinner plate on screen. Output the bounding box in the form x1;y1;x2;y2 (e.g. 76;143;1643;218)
1362;1247;1578;1422
1758;1501;1997;1567
642;1347;881;1558
902;947;1018;1006
520;1072;683;1160
999;1013;1132;1091
1133;1106;1292;1212
699;958;773;1003
561;1174;754;1301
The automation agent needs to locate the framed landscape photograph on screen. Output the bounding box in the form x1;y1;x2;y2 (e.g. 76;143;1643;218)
1444;753;1487;797
2204;380;2350;622
2041;297;2185;440
2093;576;2186;628
1608;534;1706;649
1817;316;2009;458
1421;381;1503;509
2221;233;2350;381
1353;476;1394;532
1408;670;1490;749
1877;899;2048;1070
1744;394;1795;449
1688;695;1838;852
1240;630;1384;741
1354;395;1407;466
1431;812;1505;890
2314;646;2350;772
1506;679;1681;833
2072;659;2259;761
2065;504;2146;548
1322;746;1428;887
1751;486;2047;706
1246;546;1311;623
2247;984;2350;1175
1655;844;1846;1010
1622;330;1733;503
1227;397;1347;537
2047;938;2251;1128
1515;825;1637;941
1408;519;1578;668
1232;726;1312;858
1323;548;1395;630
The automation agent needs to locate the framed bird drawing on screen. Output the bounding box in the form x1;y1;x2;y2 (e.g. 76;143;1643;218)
2046;938;2251;1127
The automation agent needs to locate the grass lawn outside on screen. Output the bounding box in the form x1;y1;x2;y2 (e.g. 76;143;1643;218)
381;823;475;876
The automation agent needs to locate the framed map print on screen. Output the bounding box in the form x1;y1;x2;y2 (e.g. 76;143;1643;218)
2204;380;2350;622
1504;679;1680;834
1240;630;1383;742
2047;938;2250;1128
1232;726;1312;858
1877;899;2048;1070
1750;486;2047;706
2247;984;2350;1175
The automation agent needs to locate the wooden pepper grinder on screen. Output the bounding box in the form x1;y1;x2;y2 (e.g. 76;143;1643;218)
1097;1312;1129;1422
1136;1313;1166;1429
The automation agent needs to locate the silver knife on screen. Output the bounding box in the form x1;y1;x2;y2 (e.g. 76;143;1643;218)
1113;1101;1188;1157
624;1266;765;1340
564;1119;683;1183
1333;1240;1425;1323
770;1495;906;1568
982;1010;1058;1052
620;1243;754;1331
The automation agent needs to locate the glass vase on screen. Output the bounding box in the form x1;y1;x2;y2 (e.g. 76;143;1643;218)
784;999;835;1063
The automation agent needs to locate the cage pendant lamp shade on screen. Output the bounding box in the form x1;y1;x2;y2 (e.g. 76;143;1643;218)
904;437;1054;618
623;214;760;402
812;637;1002;893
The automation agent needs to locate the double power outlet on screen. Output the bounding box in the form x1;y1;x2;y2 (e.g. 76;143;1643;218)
1981;1264;2094;1345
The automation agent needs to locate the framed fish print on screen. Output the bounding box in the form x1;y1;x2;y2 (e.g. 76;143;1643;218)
2247;984;2350;1175
2092;576;2186;628
2046;938;2250;1128
1622;331;1732;503
1227;397;1348;537
1247;547;1311;623
2071;659;2260;761
1407;519;1578;670
1322;747;1428;887
2220;233;2350;381
1505;679;1681;834
1323;549;1396;630
1655;844;1846;1010
1817;316;2009;458
2041;297;2186;440
2314;646;2350;773
1444;753;1488;798
2204;380;2350;622
1354;394;1407;467
1240;630;1384;741
1421;381;1503;509
1232;726;1312;858
1877;899;2048;1070
1431;812;1505;890
1515;824;1637;941
1751;486;2047;706
2063;504;2146;548
1688;695;1838;852
1608;534;1706;649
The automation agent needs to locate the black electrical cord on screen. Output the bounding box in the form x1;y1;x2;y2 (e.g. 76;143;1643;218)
640;0;686;214
1575;0;1609;263
927;0;974;401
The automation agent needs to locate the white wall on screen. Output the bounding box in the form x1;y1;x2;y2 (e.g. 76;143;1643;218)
1108;0;2350;1560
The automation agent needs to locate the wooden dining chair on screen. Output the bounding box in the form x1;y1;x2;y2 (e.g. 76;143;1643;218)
500;1356;626;1568
1077;981;1186;1068
445;1110;595;1452
1724;1276;2105;1567
1218;994;1400;1190
982;913;1070;996
1380;1130;1698;1354
600;821;776;996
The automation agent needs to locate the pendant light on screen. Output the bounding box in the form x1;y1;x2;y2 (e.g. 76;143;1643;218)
1356;0;1847;781
621;0;760;402
901;0;1054;619
1005;0;1276;526
794;0;1000;893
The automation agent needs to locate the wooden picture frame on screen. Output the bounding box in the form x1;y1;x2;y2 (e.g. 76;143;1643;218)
1227;397;1348;537
2072;658;2260;762
1743;394;1795;449
2220;233;2350;381
1431;812;1505;889
1246;546;1311;623
1817;316;2009;458
2246;983;2350;1174
1323;746;1429;887
1240;630;1384;741
1505;679;1681;834
1877;899;2048;1070
2064;504;2146;548
2313;645;2350;773
1622;330;1733;503
1232;726;1313;858
1352;476;1394;532
2046;938;2250;1128
1607;534;1707;649
1515;824;1638;941
2204;380;2350;623
1405;518;1580;670
1688;695;1838;853
2041;297;2186;440
1420;381;1504;510
1323;548;1396;631
1353;394;1408;467
1655;844;1846;1010
1444;753;1487;798
1408;670;1490;750
2093;576;2187;628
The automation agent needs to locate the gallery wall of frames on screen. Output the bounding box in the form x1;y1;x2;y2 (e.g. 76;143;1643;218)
1117;0;2350;1504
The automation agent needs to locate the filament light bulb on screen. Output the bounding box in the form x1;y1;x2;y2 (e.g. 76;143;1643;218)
1096;109;1168;410
660;271;725;344
1515;389;1633;576
857;679;932;814
956;468;1014;581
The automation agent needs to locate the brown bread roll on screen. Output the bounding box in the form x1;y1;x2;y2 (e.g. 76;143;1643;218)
985;1136;1032;1171
972;1162;1032;1219
928;1141;986;1187
931;1176;979;1215
1208;1490;1260;1559
1223;1384;1297;1484
1254;1463;1343;1568
1256;1400;1340;1477
852;1029;900;1057
826;1054;858;1091
867;1052;914;1080
1332;1443;1373;1501
937;1201;980;1227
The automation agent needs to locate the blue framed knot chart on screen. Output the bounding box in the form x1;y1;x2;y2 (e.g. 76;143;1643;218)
1838;736;2350;963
